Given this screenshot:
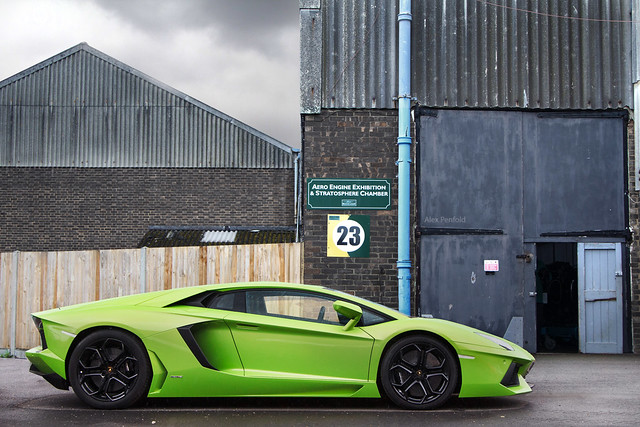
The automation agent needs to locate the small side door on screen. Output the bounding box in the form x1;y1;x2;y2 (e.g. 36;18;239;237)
223;289;375;382
578;243;623;353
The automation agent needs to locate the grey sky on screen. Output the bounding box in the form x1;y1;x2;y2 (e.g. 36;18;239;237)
0;0;301;147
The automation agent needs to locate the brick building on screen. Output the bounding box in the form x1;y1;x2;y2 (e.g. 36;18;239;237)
0;43;299;252
300;0;639;354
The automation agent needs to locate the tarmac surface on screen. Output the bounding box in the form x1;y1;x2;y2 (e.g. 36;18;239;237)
1;353;639;426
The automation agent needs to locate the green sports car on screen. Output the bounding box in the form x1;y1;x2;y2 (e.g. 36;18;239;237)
26;282;534;410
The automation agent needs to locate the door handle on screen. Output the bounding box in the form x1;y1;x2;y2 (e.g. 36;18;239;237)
528;292;537;297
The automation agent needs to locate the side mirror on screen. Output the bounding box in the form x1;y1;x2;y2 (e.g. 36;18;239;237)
333;300;363;331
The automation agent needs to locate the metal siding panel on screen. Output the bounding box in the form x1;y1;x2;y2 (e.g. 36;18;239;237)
317;0;632;110
300;6;323;113
322;0;396;109
635;0;640;85
0;107;9;164
417;0;633;110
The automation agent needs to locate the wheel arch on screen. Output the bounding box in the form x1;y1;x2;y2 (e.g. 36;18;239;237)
376;331;462;394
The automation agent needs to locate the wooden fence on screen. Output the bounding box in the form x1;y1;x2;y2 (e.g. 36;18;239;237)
0;243;303;353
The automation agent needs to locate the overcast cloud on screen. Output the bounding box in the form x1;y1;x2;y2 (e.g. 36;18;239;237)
0;0;301;147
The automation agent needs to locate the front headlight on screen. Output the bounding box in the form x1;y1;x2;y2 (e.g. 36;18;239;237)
475;332;514;351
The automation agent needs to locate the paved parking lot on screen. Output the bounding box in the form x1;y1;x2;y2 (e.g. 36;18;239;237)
1;353;639;426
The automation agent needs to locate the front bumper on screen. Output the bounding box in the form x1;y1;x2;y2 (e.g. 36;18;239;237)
456;345;535;398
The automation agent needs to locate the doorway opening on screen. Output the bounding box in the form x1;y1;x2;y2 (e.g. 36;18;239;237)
536;243;578;352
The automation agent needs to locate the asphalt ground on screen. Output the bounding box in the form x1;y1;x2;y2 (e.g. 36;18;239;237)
1;353;639;426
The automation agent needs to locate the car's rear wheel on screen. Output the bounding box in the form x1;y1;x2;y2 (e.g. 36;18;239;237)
68;329;151;409
380;335;459;410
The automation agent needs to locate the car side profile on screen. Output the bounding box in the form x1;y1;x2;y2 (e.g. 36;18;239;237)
26;282;534;410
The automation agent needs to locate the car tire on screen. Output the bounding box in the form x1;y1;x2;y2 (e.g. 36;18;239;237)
68;329;151;409
379;335;459;410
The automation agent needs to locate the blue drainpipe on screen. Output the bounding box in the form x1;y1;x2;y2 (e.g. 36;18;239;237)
397;0;412;316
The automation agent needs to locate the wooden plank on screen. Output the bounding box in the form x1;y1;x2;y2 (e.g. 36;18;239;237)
163;247;173;290
99;249;115;300
278;244;286;282
45;252;57;310
39;252;48;312
235;245;251;283
248;245;255;282
100;249;140;299
205;246;218;284
198;247;207;286
217;246;234;283
231;246;238;282
177;247;201;289
0;253;12;349
16;252;41;349
146;248;166;293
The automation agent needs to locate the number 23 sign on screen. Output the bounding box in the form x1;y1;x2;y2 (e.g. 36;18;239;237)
327;215;370;258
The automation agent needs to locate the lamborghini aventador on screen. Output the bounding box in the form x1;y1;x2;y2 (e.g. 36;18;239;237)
26;282;534;410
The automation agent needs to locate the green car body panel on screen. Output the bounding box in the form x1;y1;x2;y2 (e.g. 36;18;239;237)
26;282;534;406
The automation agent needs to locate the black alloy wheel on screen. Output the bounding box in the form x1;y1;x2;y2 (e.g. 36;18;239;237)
68;329;151;409
380;335;459;410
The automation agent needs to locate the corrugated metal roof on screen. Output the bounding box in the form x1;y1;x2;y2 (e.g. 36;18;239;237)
0;43;296;168
138;227;297;247
304;0;633;110
202;230;238;244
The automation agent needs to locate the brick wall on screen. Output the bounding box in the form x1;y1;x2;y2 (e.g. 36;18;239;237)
302;109;416;310
0;167;294;252
627;121;640;354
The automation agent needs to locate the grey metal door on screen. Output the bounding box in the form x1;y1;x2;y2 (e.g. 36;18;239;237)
578;243;623;353
417;109;627;354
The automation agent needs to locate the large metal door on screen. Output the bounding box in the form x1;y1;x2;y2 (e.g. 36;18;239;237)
417;109;627;354
578;243;623;353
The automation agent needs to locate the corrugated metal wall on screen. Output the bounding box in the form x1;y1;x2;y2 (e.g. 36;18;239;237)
0;43;294;168
308;0;633;110
322;0;397;109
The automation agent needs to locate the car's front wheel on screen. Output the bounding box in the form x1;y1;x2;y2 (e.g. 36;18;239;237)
68;329;151;409
379;335;459;410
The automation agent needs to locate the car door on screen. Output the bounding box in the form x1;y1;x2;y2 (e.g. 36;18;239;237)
222;289;375;383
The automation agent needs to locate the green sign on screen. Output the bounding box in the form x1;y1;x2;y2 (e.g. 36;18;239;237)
307;178;391;210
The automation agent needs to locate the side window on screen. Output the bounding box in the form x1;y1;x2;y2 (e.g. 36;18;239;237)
206;291;244;312
245;290;342;325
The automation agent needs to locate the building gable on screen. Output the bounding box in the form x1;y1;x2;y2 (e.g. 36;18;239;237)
0;43;295;168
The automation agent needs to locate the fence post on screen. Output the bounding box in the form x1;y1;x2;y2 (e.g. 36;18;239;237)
140;247;147;294
10;251;19;356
